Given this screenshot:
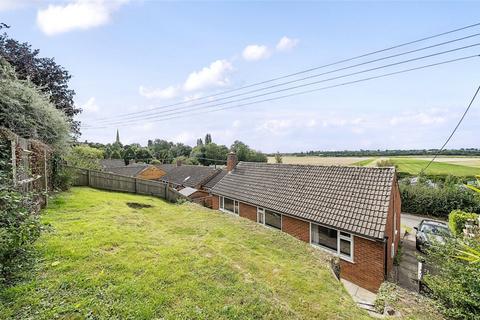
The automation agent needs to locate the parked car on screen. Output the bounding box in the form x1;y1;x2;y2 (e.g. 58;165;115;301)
414;220;450;252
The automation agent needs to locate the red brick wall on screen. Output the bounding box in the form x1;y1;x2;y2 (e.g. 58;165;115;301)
340;236;385;293
239;202;257;222
384;177;402;276
211;195;219;210
282;215;310;243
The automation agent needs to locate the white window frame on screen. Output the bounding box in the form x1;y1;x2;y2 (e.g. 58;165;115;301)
257;207;282;230
309;222;354;263
220;196;239;215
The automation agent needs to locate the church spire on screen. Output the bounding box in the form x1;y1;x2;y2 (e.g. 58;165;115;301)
115;129;120;143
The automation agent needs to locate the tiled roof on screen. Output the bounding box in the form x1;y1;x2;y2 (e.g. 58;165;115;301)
100;159;125;170
154;163;176;173
204;169;227;190
211;162;395;239
161;165;221;188
106;163;149;177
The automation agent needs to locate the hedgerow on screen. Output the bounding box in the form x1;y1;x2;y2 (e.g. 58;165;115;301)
400;182;480;217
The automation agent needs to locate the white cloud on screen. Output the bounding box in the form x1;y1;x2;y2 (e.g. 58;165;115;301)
171;131;196;144
258;119;293;135
36;0;128;36
242;44;270;61
389;109;448;126
183;59;233;91
276;36;299;51
139;85;179;99
0;0;30;11
81;97;99;113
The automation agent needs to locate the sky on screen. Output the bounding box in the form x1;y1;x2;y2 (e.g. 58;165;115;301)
2;0;480;153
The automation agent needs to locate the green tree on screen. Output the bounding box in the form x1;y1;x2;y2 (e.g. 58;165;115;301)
123;144;138;165
275;152;283;163
0;25;81;136
65;145;104;170
135;148;153;162
170;143;192;158
205;133;212;144
230;140;267;163
204;143;228;166
172;155;199;165
196;138;203;147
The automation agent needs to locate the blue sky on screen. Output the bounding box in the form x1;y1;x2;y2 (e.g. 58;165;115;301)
2;1;480;152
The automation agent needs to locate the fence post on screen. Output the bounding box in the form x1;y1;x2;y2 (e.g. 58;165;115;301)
87;169;91;186
134;178;138;194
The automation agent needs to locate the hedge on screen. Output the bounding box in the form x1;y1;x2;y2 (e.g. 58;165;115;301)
400;184;480;217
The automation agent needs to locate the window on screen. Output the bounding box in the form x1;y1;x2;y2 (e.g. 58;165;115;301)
220;197;239;215
257;207;281;230
257;208;264;224
311;225;337;251
311;224;353;261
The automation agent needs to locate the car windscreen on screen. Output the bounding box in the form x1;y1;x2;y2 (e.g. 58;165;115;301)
421;224;450;236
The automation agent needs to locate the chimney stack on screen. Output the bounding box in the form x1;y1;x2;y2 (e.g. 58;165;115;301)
176;159;182;167
227;152;237;172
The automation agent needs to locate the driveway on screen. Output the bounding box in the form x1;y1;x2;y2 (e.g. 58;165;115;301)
397;213;444;291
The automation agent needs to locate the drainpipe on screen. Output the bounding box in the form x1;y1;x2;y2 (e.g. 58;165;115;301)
383;236;389;280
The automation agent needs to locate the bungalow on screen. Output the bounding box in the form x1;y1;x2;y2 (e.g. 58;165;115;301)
160;163;225;204
210;153;401;293
106;163;167;180
160;163;223;190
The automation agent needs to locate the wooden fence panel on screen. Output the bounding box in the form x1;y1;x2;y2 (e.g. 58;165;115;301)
70;167;176;201
135;179;167;198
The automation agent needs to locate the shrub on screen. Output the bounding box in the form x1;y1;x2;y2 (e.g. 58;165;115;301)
449;210;479;236
423;238;480;319
65;145;103;170
0;138;41;286
400;183;480;217
376;159;396;168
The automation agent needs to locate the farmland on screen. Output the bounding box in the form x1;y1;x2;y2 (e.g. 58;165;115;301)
268;156;480;177
0;187;369;320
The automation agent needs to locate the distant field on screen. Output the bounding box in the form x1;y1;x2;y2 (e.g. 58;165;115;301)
267;156;371;166
268;156;480;176
389;158;480;176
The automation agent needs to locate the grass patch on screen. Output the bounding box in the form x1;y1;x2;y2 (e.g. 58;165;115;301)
0;187;369;319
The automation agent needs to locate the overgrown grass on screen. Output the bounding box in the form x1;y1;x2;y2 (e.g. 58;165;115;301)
0;187;369;319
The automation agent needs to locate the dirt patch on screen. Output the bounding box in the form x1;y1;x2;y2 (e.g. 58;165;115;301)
126;202;153;209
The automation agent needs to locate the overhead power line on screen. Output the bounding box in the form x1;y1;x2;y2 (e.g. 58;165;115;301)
92;21;480;122
82;54;479;129
89;34;480;125
86;43;480;127
420;85;480;174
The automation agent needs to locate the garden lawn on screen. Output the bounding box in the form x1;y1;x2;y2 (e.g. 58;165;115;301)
0;187;370;320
